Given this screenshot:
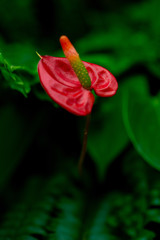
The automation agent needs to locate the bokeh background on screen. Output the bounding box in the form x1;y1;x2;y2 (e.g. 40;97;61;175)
0;0;160;239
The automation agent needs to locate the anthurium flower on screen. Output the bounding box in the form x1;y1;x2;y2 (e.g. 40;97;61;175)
37;36;118;116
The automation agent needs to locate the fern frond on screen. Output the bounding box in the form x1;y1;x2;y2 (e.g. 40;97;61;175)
0;177;54;240
47;197;84;240
1;154;160;240
0;172;86;240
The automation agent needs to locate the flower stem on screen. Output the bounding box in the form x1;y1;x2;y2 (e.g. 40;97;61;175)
78;113;91;174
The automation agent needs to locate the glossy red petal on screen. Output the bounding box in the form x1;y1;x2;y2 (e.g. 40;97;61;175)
83;62;118;97
40;56;81;88
38;56;94;116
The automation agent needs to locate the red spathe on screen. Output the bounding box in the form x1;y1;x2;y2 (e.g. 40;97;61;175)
38;56;118;116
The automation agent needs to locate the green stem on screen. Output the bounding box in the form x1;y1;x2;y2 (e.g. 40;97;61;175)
78;114;91;174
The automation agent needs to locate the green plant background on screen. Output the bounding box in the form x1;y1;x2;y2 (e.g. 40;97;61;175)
0;0;160;239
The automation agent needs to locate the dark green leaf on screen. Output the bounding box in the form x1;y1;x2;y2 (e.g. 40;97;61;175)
123;78;160;170
0;104;42;191
87;83;129;179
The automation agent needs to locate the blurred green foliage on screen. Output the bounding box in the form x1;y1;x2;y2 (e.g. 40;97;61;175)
0;0;160;239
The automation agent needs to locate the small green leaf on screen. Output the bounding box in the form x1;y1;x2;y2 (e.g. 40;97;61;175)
0;50;36;96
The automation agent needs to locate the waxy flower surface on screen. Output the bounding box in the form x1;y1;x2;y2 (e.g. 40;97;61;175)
38;36;118;116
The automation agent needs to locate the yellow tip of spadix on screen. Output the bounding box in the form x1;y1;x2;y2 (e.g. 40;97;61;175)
36;51;42;59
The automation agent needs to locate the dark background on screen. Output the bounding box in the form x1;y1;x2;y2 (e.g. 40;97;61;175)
0;0;160;239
